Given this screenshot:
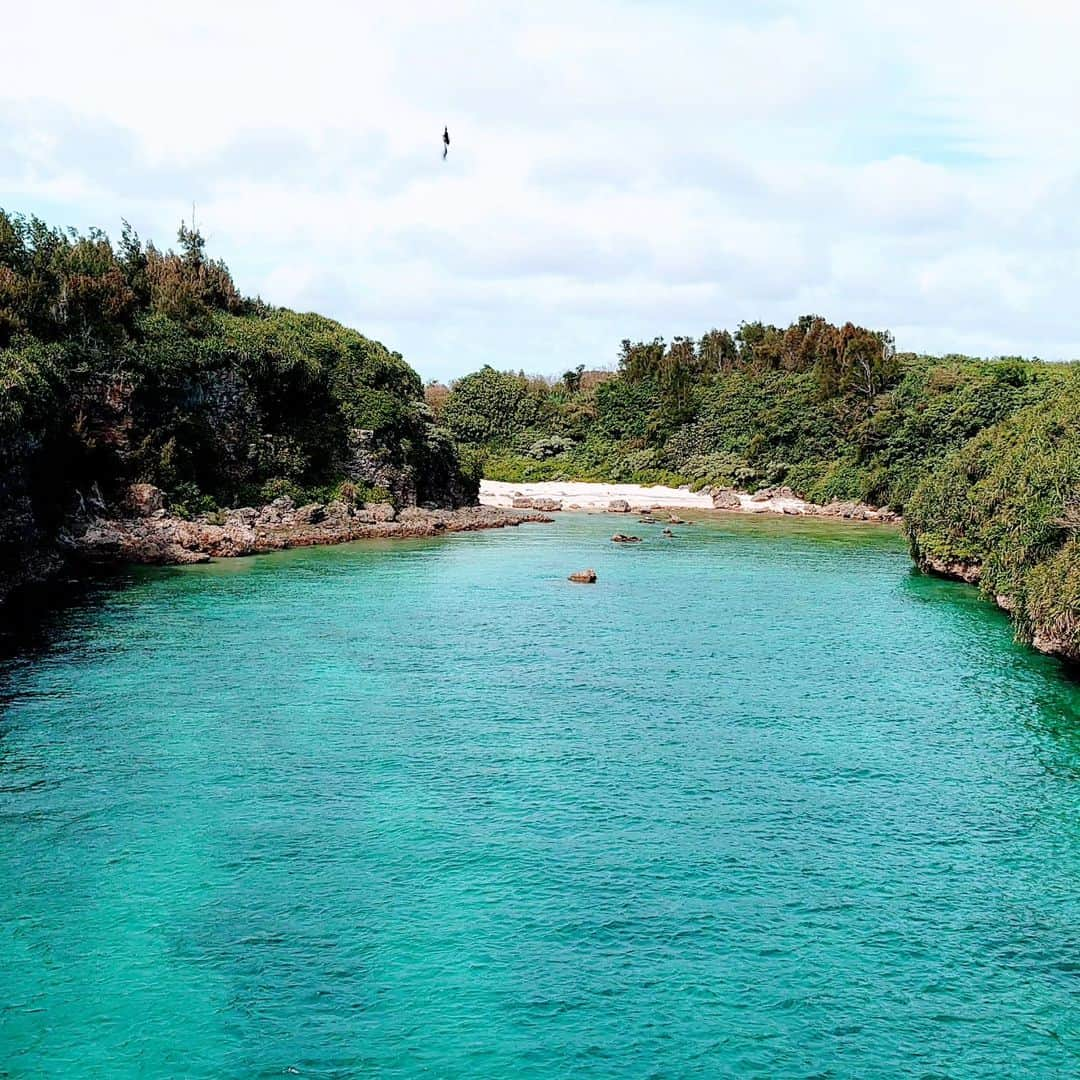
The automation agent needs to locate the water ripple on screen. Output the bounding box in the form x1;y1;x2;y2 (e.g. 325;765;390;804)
0;513;1078;1078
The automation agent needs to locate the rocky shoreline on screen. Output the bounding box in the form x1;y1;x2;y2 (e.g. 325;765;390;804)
67;485;552;570
917;552;1077;665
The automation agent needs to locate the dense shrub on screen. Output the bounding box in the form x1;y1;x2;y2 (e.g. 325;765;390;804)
906;373;1080;653
441;366;547;444
0;208;473;597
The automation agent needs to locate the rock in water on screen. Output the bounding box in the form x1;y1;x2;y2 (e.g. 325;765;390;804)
611;533;642;543
568;569;597;583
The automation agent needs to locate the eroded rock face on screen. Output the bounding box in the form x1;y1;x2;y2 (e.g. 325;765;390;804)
124;484;165;516
918;554;1078;664
364;502;397;523
607;499;630;512
816;500;901;523
568;569;597;583
293;503;326;525
346;428;416;507
1031;627;1079;662
919;553;982;585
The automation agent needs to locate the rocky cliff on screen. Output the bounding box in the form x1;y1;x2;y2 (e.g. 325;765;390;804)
905;378;1080;667
0;210;481;609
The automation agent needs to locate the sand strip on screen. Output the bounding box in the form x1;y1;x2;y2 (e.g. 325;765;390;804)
479;479;898;521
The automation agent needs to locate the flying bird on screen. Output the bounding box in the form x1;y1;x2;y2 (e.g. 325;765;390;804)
443;126;450;160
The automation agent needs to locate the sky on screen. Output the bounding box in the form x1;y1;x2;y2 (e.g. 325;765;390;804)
3;0;1080;381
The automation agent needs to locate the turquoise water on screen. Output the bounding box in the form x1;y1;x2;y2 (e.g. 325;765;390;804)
1;512;1079;1078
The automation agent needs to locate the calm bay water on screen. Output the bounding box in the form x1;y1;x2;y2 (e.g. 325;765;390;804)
1;512;1078;1078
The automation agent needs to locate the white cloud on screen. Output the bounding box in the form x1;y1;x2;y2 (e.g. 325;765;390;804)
2;0;1080;378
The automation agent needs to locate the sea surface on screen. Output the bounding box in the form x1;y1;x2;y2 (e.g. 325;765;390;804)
1;512;1078;1078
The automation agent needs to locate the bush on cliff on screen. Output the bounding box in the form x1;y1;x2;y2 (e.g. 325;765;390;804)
906;372;1080;656
0;209;474;598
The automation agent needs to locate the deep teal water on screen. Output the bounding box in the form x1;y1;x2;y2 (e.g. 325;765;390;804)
1;512;1079;1079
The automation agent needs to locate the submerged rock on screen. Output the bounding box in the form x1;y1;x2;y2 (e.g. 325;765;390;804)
611;533;642;543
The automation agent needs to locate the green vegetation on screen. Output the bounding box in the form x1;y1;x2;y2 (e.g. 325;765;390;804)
4;209;1076;661
437;320;1057;511
907;371;1080;658
437;318;1079;660
0;209;473;596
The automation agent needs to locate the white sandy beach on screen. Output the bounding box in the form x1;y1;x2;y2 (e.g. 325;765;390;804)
481;479;805;514
480;479;711;511
479;479;900;521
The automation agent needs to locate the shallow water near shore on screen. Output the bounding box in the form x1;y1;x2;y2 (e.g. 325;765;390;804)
1;512;1078;1078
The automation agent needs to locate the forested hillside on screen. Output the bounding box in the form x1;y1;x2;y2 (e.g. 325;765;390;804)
0;210;474;602
435;319;1079;662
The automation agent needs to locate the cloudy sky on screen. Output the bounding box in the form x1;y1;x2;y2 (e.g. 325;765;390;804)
3;1;1079;380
